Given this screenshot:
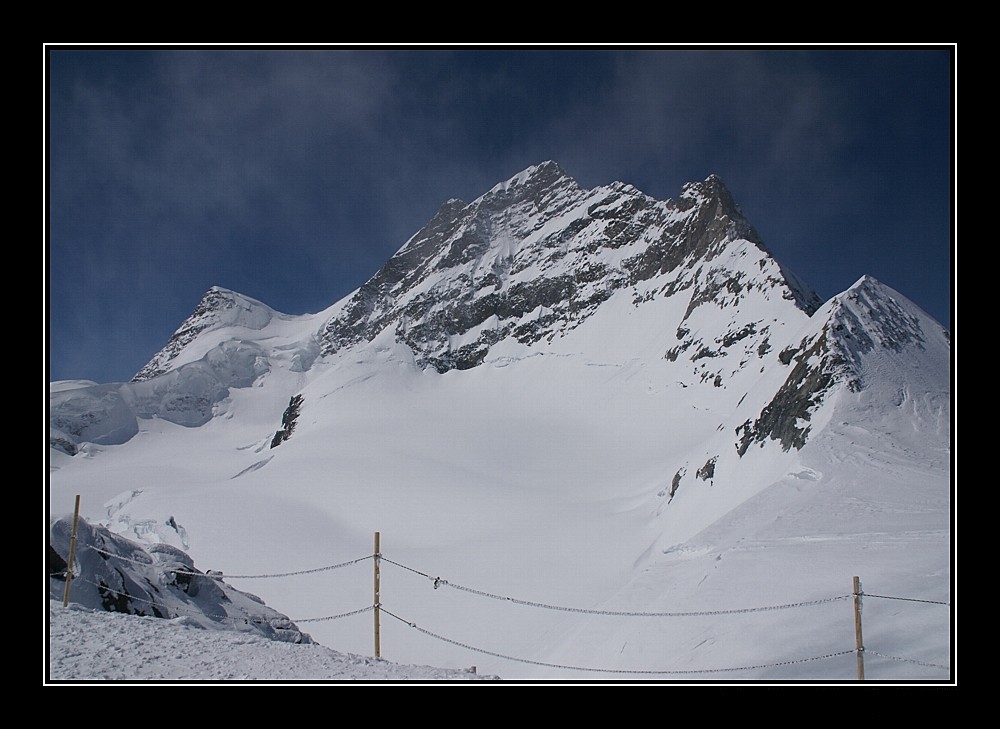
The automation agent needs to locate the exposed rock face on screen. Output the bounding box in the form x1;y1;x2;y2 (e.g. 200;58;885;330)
734;275;947;455
48;544;68;578
697;456;718;481
823;275;928;378
318;161;822;374
270;394;304;448
737;331;836;455
48;516;312;644
669;467;685;501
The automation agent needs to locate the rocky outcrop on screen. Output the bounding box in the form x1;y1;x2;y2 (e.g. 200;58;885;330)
48;516;312;644
736;332;836;455
270;394;304;448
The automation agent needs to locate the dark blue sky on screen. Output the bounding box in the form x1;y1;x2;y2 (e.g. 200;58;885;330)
47;45;954;384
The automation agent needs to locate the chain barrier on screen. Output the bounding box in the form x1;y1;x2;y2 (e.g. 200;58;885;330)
62;546;948;675
865;650;950;671
79;547;946;614
86;545;372;579
65;576;373;627
381;606;855;675
85;546;155;568
381;555;851;616
862;592;950;606
294;605;375;623
380;556;430;579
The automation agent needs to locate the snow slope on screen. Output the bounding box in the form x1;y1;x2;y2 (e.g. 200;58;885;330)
48;601;495;681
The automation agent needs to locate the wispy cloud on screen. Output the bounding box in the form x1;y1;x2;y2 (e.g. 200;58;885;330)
47;47;953;383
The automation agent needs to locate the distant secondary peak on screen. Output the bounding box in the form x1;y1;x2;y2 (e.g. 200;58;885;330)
838;276;897;309
820;274;936;382
131;286;273;383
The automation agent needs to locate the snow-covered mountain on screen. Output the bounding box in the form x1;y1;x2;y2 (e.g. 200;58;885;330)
48;162;952;682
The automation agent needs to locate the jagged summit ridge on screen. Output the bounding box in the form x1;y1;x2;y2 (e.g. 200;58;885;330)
318;162;822;373
479;159;578;204
129;163;822;382
53;163;949;462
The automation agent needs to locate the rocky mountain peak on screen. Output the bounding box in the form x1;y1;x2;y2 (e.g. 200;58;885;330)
132;287;273;383
50;164;950;482
316;162;822;374
822;275;943;380
471;160;582;221
682;173;736;205
495;159;569;186
735;275;948;456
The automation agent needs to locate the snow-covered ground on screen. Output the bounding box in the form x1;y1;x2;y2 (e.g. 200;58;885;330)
48;600;496;681
48;327;952;683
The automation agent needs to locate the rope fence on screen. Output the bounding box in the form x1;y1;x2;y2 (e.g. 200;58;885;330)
381;555;853;616
380;606;858;675
864;650;950;671
72;575;374;625
55;532;951;680
861;593;950;606
87;545;373;579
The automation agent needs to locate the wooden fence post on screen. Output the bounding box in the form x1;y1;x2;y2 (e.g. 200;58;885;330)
853;575;865;681
62;495;81;608
374;531;381;658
